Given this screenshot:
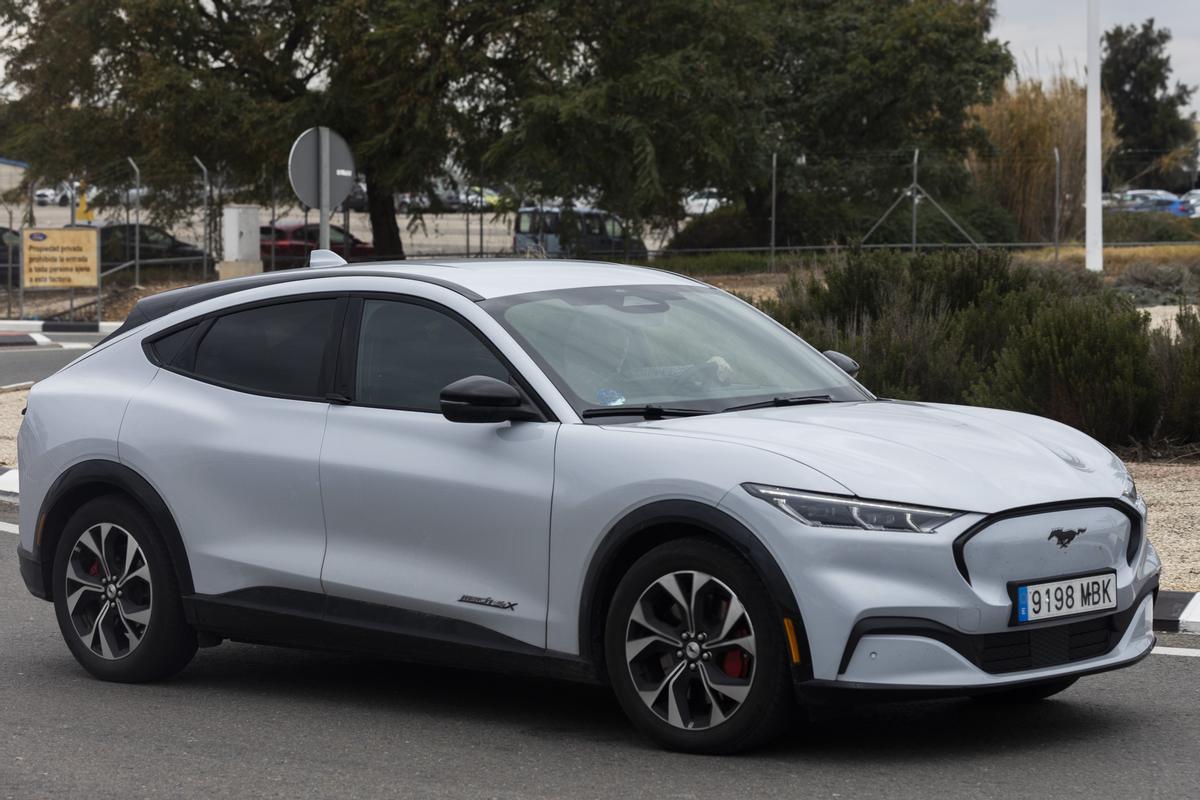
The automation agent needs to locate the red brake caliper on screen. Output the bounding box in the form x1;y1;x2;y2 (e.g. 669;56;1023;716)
722;650;749;679
88;560;100;577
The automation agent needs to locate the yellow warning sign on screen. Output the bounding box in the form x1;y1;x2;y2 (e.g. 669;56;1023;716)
22;228;100;288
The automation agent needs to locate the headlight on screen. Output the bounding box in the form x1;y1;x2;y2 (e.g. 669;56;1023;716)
1120;473;1139;504
743;484;962;533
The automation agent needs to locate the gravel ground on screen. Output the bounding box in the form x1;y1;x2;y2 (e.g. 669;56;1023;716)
0;388;25;468
1129;462;1200;592
0;387;1194;589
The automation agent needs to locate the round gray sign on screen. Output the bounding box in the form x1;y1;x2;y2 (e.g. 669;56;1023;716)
287;127;356;210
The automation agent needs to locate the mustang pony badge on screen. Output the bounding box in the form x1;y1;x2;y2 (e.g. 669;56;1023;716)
1048;528;1086;549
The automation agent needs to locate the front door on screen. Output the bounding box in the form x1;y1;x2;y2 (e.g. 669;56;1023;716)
319;296;558;649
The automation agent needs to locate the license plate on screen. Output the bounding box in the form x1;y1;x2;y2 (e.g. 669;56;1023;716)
1016;572;1116;623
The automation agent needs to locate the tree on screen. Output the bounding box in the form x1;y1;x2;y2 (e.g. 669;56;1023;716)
480;0;780;238
1101;19;1197;189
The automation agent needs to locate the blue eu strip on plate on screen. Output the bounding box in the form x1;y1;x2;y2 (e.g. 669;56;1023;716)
1017;585;1029;623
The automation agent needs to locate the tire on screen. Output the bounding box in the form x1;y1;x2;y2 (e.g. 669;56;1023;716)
970;676;1078;704
51;495;198;682
604;538;795;753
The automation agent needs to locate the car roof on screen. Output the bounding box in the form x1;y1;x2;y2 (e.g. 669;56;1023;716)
104;259;700;340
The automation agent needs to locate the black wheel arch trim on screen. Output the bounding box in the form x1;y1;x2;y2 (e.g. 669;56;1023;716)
952;497;1143;585
578;498;813;681
32;459;193;601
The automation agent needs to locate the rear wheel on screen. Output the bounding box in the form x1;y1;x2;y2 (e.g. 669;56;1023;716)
604;538;795;753
52;496;197;682
971;676;1078;704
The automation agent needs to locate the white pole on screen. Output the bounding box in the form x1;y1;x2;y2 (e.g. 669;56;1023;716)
1085;0;1103;273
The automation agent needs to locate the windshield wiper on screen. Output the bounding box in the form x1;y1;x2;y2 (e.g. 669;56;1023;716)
580;404;711;420
721;394;835;413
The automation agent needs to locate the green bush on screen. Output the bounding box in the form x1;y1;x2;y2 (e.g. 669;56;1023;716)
667;206;761;251
969;293;1157;445
1150;306;1200;443
756;247;1197;448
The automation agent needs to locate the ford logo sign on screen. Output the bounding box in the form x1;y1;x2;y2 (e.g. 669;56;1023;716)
29;232;46;241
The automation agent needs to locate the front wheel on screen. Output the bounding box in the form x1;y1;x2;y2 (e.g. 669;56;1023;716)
52;495;197;682
604;539;795;753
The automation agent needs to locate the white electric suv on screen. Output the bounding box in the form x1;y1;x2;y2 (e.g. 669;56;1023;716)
17;257;1159;753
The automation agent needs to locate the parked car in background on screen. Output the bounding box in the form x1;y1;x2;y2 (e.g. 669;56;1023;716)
260;221;373;270
514;206;648;259
1113;196;1194;217
684;189;728;216
35;182;97;207
65;223;207;270
1119;189;1179;204
460;186;502;210
1182;190;1200;219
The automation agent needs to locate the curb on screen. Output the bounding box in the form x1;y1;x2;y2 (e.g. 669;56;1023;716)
0;332;52;348
0;464;1194;635
1156;590;1200;634
0;321;120;334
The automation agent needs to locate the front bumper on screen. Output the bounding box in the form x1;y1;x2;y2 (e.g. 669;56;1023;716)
828;590;1155;691
718;489;1161;689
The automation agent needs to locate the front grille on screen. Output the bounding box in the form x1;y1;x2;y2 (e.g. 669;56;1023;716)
978;615;1117;674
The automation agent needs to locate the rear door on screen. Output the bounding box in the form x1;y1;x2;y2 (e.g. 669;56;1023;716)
121;295;345;596
318;294;558;649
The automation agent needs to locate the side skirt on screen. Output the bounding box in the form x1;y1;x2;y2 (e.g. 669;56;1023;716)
181;587;600;685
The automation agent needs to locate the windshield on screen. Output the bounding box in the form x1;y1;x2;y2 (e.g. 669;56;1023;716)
484;284;871;419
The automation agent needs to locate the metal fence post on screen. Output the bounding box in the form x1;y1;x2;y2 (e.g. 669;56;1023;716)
1053;146;1061;267
911;149;919;252
769;151;777;273
127;157;141;285
193;156;210;279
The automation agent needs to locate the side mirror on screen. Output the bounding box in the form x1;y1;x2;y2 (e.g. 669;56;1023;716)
823;350;860;378
439;375;540;423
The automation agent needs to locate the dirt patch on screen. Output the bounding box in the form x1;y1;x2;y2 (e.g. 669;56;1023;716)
704;272;792;303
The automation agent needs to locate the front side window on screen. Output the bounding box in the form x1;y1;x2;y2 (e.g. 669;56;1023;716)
485;284;870;418
190;299;338;398
355;299;509;411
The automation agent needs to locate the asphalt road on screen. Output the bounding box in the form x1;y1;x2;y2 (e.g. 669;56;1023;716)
0;332;102;385
2;528;1198;799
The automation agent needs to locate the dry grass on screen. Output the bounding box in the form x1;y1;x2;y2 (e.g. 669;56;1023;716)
969;72;1119;242
1013;244;1200;276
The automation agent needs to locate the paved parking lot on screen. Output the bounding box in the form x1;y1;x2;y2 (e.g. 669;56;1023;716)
2;529;1198;799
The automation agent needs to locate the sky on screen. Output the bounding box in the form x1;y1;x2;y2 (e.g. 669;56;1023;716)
991;0;1200;117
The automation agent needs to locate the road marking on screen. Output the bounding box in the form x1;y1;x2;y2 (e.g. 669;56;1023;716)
29;332;51;346
0;469;17;495
58;342;93;350
1153;646;1200;658
0;521;17;536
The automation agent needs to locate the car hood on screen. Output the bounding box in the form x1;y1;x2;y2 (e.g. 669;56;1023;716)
620;401;1128;513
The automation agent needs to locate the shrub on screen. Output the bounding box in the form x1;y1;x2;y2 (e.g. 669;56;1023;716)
968;292;1156;445
754;246;1198;449
1150;305;1200;443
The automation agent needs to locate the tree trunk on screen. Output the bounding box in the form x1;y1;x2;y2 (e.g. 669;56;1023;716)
365;172;404;259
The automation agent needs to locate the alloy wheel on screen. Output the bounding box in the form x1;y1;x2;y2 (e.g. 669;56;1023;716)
63;522;153;660
624;570;756;730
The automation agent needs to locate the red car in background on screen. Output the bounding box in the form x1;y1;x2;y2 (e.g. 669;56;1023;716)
260;222;374;270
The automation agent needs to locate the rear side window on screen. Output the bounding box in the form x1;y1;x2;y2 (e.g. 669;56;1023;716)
355;299;509;411
150;324;198;366
190;299;338;398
